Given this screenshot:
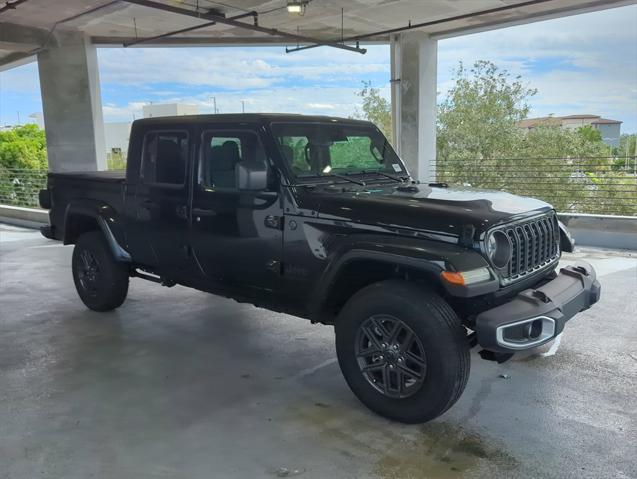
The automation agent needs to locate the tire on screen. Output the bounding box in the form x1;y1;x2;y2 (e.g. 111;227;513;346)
72;230;129;312
335;280;470;424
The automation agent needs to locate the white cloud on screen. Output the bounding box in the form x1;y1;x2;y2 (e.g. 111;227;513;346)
97;46;390;89
101;86;372;122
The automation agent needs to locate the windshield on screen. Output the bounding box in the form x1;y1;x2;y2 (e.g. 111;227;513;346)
271;122;407;182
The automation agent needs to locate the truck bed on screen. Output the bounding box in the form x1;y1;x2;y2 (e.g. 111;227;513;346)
45;170;127;242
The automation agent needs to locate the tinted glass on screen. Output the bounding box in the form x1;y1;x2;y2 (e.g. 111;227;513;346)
271;123;404;180
141;131;188;185
199;130;266;190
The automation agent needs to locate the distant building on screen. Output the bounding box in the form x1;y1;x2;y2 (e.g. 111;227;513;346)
21;103;199;159
142;103;199;118
104;122;132;158
28;112;45;129
519;114;622;147
105;103;199;158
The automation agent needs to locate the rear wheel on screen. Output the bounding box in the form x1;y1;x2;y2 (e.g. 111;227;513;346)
72;231;129;311
335;280;470;423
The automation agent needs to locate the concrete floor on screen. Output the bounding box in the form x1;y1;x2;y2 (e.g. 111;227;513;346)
1;223;636;479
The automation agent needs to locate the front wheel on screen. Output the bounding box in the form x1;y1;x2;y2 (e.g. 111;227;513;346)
335;280;470;424
72;230;129;312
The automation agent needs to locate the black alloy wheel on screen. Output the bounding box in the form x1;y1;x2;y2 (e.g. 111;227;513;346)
355;314;427;399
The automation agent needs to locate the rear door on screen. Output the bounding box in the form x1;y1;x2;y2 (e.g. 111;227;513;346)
190;126;283;293
127;126;194;277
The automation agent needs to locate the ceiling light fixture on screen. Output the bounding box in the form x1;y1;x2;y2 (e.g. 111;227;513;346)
287;0;308;16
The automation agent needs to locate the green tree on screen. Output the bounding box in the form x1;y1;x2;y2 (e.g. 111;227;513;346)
437;60;536;162
0;124;48;169
577;125;602;143
435;61;635;215
518;125;608;159
107;150;127;170
618;133;637;157
612;134;637;171
355;81;393;144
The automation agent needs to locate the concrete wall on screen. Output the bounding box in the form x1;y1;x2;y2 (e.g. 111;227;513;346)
596;123;621;147
558;213;637;250
0;205;49;229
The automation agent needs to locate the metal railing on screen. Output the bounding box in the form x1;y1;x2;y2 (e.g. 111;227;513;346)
434;156;637;216
0;157;636;216
0;168;48;209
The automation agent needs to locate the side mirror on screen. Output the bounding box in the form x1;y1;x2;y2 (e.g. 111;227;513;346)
236;160;269;191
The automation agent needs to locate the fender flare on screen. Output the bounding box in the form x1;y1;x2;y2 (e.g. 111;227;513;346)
308;239;493;320
63;200;131;262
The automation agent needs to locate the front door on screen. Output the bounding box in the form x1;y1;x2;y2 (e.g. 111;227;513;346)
190;127;283;294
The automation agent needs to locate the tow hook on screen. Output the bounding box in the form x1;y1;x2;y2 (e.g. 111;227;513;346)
479;350;514;363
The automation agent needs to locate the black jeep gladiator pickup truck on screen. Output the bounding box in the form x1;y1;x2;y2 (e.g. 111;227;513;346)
40;114;600;423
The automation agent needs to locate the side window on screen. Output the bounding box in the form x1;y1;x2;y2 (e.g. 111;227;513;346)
141;131;188;186
199;130;266;190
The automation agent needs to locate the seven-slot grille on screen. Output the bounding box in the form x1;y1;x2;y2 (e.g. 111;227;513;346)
500;212;560;281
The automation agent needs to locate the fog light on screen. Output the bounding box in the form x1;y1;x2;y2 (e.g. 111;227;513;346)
523;319;543;339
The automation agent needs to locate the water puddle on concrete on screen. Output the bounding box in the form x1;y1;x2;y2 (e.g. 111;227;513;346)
287;401;517;478
374;422;517;479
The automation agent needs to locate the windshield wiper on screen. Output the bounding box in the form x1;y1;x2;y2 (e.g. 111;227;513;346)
327;173;366;186
294;173;366;187
354;170;406;183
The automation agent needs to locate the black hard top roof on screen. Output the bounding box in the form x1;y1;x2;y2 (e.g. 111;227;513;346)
132;113;375;128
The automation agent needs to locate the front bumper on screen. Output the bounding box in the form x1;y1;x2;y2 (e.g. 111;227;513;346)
475;261;600;353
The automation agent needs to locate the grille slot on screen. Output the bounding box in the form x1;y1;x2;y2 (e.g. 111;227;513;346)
498;213;559;281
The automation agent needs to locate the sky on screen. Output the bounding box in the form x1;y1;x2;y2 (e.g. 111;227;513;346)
0;4;636;132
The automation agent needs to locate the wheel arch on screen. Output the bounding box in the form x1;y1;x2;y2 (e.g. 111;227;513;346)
310;250;447;324
63;201;131;262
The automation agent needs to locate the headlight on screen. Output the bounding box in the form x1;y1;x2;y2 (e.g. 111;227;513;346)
487;230;512;269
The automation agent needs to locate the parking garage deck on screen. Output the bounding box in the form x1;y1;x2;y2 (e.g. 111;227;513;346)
1;224;635;479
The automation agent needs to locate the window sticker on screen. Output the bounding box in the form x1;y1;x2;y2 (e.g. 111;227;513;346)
392;163;402;173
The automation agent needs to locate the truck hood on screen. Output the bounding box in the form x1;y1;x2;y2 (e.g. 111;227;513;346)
297;184;552;239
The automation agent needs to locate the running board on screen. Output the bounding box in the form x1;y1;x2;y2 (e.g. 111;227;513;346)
131;269;176;287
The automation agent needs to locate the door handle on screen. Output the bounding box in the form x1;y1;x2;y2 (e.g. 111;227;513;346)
192;208;217;217
137;200;158;220
176;204;188;219
140;200;157;209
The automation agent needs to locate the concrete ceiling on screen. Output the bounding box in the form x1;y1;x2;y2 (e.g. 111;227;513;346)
0;0;634;67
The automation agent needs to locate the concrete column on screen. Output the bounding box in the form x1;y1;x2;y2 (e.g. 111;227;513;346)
37;30;105;172
391;32;437;181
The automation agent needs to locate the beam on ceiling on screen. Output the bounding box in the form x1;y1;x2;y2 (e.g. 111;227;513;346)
285;0;557;53
0;0;28;15
0;22;50;47
123;10;257;47
432;0;637;40
123;0;366;54
123;20;217;47
0;51;35;71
